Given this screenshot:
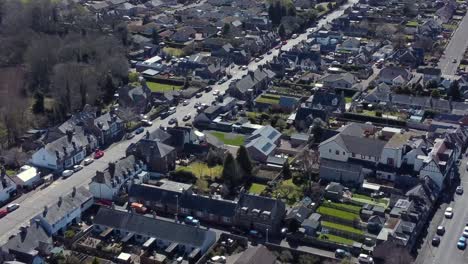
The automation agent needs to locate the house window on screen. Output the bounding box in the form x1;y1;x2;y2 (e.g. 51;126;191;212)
342;152;345;155
329;149;331;153
387;158;394;166
223;217;231;223
335;150;339;155
352;153;356;158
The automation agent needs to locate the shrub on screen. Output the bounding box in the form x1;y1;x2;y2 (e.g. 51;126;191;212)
169;170;197;183
64;230;76;239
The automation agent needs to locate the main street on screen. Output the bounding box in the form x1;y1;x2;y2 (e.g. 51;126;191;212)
0;0;357;245
415;157;468;264
438;12;468;76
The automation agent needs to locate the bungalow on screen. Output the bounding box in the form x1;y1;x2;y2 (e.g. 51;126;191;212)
377;66;412;85
93;207;217;254
318;72;359;91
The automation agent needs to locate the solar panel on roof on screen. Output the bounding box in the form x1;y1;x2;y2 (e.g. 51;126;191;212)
261;142;272;152
268;131;278;140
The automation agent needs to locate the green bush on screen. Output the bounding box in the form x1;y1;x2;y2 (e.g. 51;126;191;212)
64;230;76;239
169;170;197;183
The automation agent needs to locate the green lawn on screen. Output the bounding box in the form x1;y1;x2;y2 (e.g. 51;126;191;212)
163;47;184;57
443;23;458;31
351;194;389;208
317;207;360;222
321;221;364;235
318;234;355;245
345;97;353;103
6;169;16;176
255;94;281;105
249;183;267;194
322;201;361;214
406;21;419;27
177;162;223;179
316;2;330;16
272;178;304;206
361;110;377;116
210;131;245;146
147;82;182;93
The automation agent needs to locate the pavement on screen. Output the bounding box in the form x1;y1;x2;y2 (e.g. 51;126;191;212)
0;0;358;245
415;157;468;264
438;12;468;76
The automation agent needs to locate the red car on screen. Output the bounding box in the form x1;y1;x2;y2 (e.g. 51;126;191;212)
282;40;287;45
94;149;104;159
0;209;8;218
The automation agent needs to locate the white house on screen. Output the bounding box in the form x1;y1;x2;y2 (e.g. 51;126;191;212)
89;156;146;200
34;186;93;235
13;165;40;189
0;174;16;204
417;138;455;190
31;128;97;172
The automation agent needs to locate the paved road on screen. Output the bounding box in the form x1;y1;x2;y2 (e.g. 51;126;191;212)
438;12;468;76
415;157;468;264
0;0;357;245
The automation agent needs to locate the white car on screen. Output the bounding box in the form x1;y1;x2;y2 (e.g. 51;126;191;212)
84;158;94;165
141;119;153;126
73;165;83;172
62;170;74;178
212;90;220;96
210;256;226;263
445;207;453;218
456;186;464;194
463;227;468;237
6;203;20;212
182;100;189;106
358;253;373;264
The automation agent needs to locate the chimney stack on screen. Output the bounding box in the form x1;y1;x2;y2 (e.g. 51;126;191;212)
72;141;77;150
109;162;116;177
62;146;67;156
66;129;73;143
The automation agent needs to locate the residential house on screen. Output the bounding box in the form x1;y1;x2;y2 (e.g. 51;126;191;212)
391;48;424;68
284;205;313;231
320;158;364;185
336;37;361;53
126;129;176;174
295;90;345;129
377;66;412;85
12;165;40;190
416;66;442;84
245;125;281;163
118;84;153;114
228;68;275;101
435;0;457;23
233;245;277;264
170;26;197;43
33;186;93;235
0;173;16;205
89;156;146;200
235;193;286;235
129;182;237;225
318;72;359;91
31;128;97;172
0;220;52;264
89;112;125;146
324;182;344;201
93;207;217;254
301;213;321;236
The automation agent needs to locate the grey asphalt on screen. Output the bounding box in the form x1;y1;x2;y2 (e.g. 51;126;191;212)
0;0;358;245
415;157;468;264
438;13;468;76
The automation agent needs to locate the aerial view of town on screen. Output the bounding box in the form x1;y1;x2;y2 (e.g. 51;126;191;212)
0;0;468;263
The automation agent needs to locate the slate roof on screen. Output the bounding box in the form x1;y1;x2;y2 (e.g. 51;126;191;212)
94;207;216;248
136;140;175;158
248;125;281;143
44;127;94;158
94;155;143;185
144;128;172;142
238;193;286;217
379;66;410;81
320;72;357;85
234;245;277;264
285;205;312;223
94;112;123;131
2;223;51;262
232;69;275;94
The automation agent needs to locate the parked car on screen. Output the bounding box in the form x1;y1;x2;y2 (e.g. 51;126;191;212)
458;236;466;249
358;253;373;264
182;100;190;106
168;118;178;125
62;170;74;178
135;127;144;134
292;34;298;39
335;249;351;259
126;133;135;139
210;256;226;263
205;86;212;92
0;209;8;218
453;59;457;63
6;203;19;212
457;186;464;194
141;119;153;126
130;202;147;214
255;57;261;62
445;207;454;218
241;65;248;70
182;114;191;121
212;90;220;96
432;237;441;246
437;226;445;236
84;158;94;166
195;93;203;98
72;165;83;172
94;149;104;159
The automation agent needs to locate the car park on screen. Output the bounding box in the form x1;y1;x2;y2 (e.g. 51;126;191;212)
6;203;19;212
62;170;74;178
84;158;94;166
437;226;445;235
456;186;463;194
73;165;83;172
432;237;441;246
445;207;453;218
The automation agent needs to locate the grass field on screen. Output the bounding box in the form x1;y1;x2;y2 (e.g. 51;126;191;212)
318;234;355;245
255;94;281;105
147;82;182;93
321;221;364;235
352;194;389;208
322;201;361;214
249;183;267;194
210;131;245;146
177;162;223;179
163;47;185;57
317;206;360;221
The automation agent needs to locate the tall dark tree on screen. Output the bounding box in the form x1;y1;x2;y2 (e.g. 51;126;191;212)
278;23;286;39
236;145;252;178
448;80;461;100
310;118;325;142
222;23;230;35
32;91;45;114
103;73;116;103
222;153;239;187
151;28;160;45
282;161;292;179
